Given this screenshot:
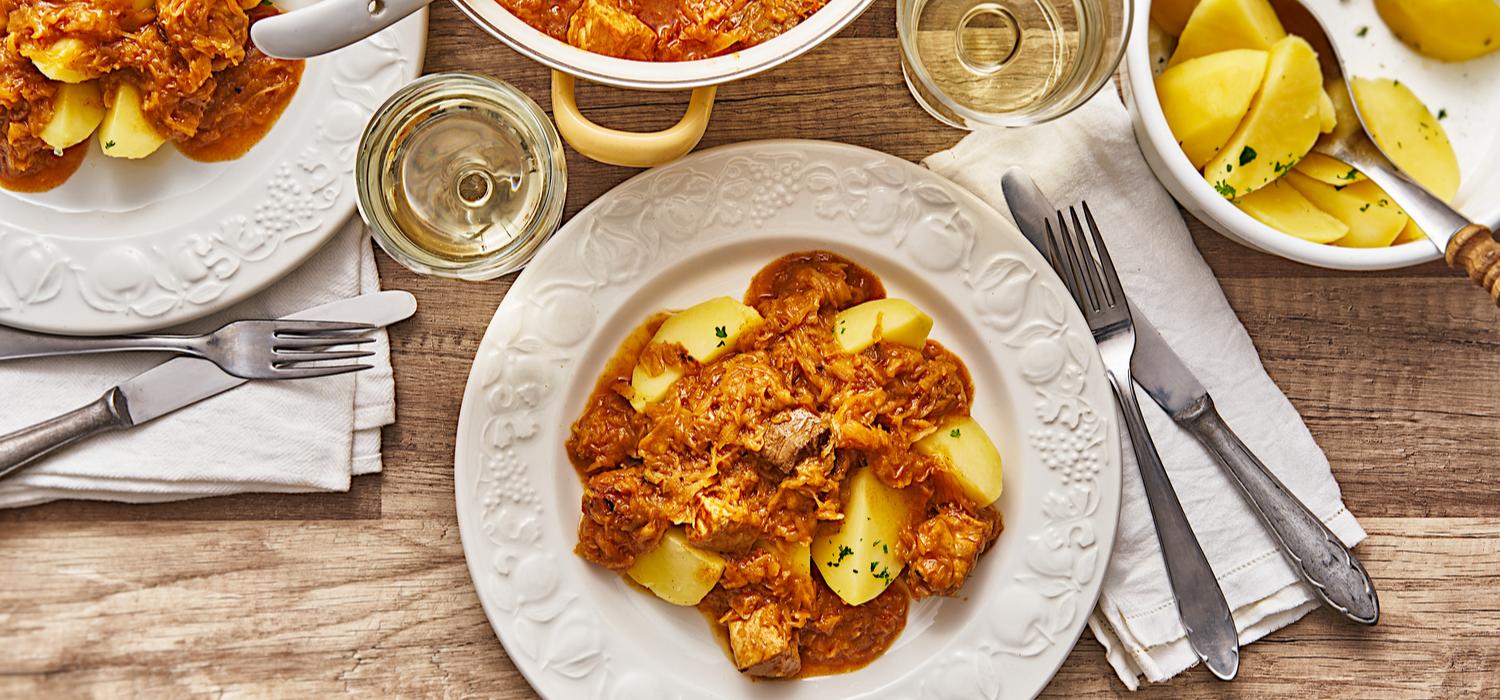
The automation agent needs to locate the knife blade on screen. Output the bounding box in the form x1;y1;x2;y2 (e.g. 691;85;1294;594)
1001;168;1379;625
0;290;417;480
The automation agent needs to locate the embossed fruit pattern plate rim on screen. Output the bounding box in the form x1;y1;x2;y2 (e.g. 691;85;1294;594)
0;5;427;335
453;140;1122;700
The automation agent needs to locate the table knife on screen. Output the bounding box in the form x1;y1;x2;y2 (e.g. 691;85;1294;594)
0;291;417;481
1002;169;1379;625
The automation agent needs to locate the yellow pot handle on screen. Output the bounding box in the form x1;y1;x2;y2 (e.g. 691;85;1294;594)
551;71;716;168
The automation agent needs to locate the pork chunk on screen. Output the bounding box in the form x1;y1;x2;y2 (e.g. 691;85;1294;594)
904;506;1002;598
727;603;801;677
566;0;656;60
761;407;826;471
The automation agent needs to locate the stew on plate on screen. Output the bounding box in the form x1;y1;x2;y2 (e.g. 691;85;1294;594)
567;251;1006;677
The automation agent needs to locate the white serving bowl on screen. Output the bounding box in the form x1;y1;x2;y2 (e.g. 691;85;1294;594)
1123;0;1500;271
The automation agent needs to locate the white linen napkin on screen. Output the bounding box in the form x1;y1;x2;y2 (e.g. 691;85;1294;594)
0;218;395;509
924;90;1366;689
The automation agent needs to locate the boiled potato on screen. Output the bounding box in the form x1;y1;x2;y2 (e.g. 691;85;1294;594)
99;82;166;159
626;528;726;606
1168;0;1284;67
833;298;932;354
1203;36;1322;200
1284;172;1407;248
1351;77;1460;202
1317;88;1336;134
1235;178;1348;244
1375;0;1500;62
812;467;915;606
39;81;104;150
1151;0;1201;35
915;416;1004;506
1156;49;1268;168
628;296;763;410
1293;153;1364;186
24;38;94;83
1393;220;1428;245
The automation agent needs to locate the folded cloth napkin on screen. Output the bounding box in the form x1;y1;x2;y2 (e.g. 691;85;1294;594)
924;90;1366;689
0;218;395;509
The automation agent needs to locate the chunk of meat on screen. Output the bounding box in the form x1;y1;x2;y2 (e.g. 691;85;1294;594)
903;505;1003;598
760;407;826;471
567;389;646;473
727;603;801;677
575;467;671;570
687;458;770;552
566;0;656;60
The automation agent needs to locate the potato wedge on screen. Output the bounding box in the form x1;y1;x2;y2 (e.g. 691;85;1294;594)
40;81;104;151
1151;0;1201;35
1168;0;1284;67
99;82;166;159
1351;77;1460;202
1203;36;1322;200
1375;0;1500;62
833;298;933;354
914;416;1004;506
24;38;94;83
1284;172;1407;248
812;467;915;606
1317;88;1336;134
1235;178;1348;244
1156;49;1268;168
626;528;726;606
628;296;763;410
1393;220;1428;245
1293;153;1363;186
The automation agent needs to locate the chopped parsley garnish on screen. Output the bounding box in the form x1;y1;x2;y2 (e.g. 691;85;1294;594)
1356;26;1369;38
1341;168;1359;181
714;325;727;347
1213;180;1236;198
882;543;889;553
873;566;893;586
837;545;852;561
1438;108;1448;120
869;562;878;573
1359;203;1371;212
104;140;116;149
1378;198;1389;207
949;428;961;438
1238;146;1258;166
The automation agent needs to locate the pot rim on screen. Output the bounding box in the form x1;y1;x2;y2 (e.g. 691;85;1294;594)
448;0;877;90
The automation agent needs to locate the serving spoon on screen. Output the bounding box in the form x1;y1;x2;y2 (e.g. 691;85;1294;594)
1271;0;1500;305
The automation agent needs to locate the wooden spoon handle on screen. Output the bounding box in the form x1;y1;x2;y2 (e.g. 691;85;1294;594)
1445;224;1500;305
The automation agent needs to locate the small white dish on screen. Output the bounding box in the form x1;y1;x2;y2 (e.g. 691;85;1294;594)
452;140;1122;699
1124;0;1500;271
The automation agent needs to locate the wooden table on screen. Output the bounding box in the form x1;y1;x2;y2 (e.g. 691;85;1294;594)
4;2;1498;697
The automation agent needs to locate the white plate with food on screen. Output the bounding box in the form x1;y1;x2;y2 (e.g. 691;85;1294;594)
0;0;426;334
1126;0;1500;270
453;140;1122;699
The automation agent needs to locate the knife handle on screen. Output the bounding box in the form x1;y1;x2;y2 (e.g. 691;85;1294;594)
0;389;132;482
1108;371;1240;681
1180;396;1380;625
1445;224;1500;306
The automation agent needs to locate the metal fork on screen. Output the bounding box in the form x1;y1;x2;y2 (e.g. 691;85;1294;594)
1045;203;1241;681
0;320;377;380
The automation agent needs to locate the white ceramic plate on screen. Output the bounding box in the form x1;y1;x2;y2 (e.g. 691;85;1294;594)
453;140;1122;700
0;2;427;335
1126;0;1500;270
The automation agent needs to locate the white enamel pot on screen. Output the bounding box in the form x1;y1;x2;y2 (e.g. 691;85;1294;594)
253;0;876;167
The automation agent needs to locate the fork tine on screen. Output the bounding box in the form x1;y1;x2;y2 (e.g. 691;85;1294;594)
274;349;376;363
273;334;377;350
1070;206;1109;310
1057;210;1097;312
269;363;373;380
272;320;376;336
1081;201;1127;309
1046;218;1086;310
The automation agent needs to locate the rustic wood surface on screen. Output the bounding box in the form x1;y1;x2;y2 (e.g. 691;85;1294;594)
4;1;1499;697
